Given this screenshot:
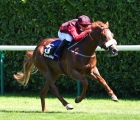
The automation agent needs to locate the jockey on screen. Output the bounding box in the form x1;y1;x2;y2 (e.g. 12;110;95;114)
54;15;92;58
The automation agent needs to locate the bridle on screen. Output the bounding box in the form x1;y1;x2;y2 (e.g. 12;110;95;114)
68;27;117;58
89;27;117;50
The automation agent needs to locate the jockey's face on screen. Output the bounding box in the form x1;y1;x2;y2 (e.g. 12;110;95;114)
78;23;89;31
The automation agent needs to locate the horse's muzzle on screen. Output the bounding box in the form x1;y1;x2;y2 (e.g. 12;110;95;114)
109;44;118;57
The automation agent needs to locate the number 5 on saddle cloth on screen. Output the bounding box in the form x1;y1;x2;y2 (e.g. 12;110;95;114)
44;40;61;60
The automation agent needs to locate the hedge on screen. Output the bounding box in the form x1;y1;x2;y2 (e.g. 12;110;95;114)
0;0;140;98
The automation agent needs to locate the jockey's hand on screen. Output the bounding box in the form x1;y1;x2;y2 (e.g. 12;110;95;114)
84;29;91;33
88;29;92;33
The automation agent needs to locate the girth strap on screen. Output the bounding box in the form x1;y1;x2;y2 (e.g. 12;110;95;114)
57;59;67;75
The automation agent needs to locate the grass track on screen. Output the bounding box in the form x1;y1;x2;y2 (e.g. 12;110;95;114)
0;93;140;120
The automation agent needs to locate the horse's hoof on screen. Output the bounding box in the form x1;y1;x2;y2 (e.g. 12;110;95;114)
75;96;80;103
111;95;118;102
66;104;74;110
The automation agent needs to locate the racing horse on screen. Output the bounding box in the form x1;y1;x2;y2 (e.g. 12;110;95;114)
14;21;118;112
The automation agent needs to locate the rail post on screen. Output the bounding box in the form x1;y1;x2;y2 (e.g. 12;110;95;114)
0;50;4;95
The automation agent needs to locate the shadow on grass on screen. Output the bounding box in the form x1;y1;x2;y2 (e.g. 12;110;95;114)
0;110;42;113
1;91;80;100
0;110;84;114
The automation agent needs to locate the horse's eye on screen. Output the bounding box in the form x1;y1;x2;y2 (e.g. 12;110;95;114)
101;35;106;41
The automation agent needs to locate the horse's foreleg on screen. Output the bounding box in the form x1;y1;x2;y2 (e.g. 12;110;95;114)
70;69;88;103
90;67;118;101
40;81;49;112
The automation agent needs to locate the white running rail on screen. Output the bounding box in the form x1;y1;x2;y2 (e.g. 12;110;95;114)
0;45;140;51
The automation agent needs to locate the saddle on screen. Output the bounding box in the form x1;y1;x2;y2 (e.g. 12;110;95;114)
44;40;61;60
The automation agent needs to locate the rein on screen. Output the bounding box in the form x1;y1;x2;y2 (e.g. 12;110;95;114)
89;32;94;40
70;50;96;58
67;33;95;58
57;59;67;75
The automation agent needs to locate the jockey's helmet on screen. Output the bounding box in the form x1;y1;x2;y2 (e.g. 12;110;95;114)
77;15;91;25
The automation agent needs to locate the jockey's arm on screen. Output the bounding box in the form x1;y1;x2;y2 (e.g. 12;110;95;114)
68;26;89;41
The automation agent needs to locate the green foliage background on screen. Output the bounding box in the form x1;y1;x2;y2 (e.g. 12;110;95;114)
0;0;140;98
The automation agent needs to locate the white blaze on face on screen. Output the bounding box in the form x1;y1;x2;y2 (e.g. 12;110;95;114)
106;29;113;38
104;29;117;48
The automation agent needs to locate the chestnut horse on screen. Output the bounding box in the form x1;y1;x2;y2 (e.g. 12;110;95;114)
14;21;118;112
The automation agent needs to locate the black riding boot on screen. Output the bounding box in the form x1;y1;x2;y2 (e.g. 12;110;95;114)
54;40;70;59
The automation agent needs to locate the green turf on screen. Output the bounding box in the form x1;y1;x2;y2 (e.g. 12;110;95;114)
0;93;139;120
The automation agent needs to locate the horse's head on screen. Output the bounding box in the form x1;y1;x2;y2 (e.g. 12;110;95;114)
91;21;118;57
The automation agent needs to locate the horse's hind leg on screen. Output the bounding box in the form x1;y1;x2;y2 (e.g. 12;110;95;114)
40;80;50;112
89;66;118;101
34;46;73;112
40;69;73;112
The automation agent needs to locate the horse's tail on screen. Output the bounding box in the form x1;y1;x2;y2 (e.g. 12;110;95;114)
13;51;37;86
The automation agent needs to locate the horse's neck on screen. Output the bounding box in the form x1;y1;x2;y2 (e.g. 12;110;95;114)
85;28;101;52
69;36;97;57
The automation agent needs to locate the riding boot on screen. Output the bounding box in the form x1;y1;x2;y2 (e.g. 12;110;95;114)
54;39;70;58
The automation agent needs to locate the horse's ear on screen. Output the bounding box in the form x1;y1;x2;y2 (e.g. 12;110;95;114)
106;21;109;27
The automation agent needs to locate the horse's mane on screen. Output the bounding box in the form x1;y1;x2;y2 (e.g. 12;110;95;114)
91;21;109;30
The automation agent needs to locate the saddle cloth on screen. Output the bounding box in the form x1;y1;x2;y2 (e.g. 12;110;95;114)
44;40;61;60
